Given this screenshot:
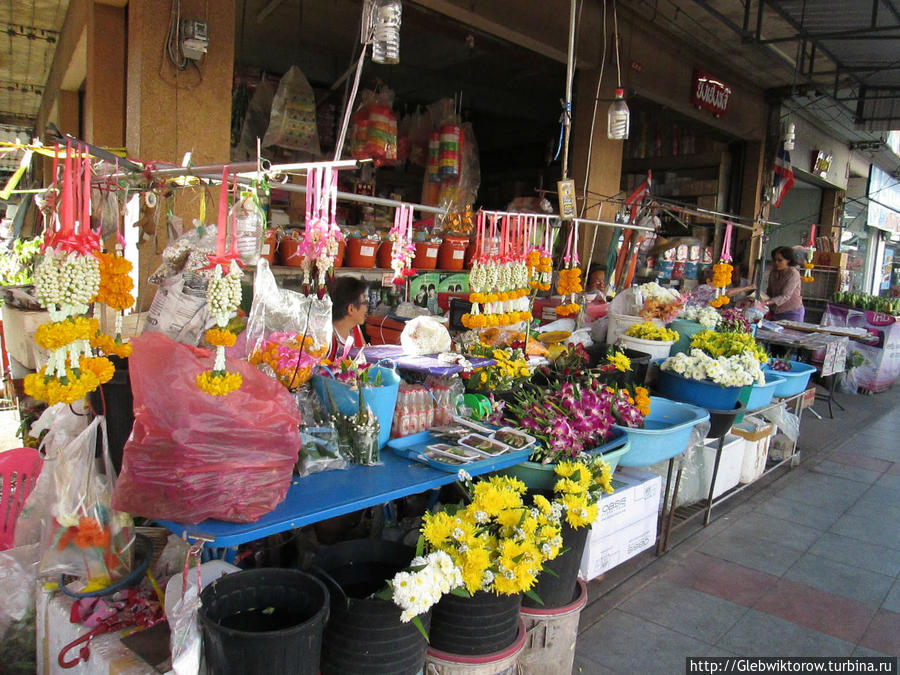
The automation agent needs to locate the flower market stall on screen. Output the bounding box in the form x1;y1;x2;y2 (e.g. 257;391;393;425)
0;10;820;669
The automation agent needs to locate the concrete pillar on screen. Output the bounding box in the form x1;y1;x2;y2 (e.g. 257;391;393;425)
125;0;235;308
570;66;624;277
84;3;126;147
126;0;234;164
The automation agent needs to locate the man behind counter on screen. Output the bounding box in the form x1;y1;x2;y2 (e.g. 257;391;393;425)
328;276;369;361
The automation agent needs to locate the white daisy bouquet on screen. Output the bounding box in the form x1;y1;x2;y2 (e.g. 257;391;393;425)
679;305;721;329
662;349;765;387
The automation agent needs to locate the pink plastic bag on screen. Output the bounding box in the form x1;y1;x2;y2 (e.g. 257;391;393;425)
112;333;302;524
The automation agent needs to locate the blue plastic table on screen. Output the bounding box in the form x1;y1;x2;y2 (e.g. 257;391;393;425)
156;451;527;552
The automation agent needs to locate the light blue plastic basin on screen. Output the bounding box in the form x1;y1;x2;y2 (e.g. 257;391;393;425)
738;371;786;411
763;361;817;397
614;396;710;467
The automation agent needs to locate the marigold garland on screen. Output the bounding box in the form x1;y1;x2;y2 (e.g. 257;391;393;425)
711;262;732;288
24;365;101;406
79;356;115;385
198;260;243;396
196;370;243;396
205;327;238;348
34;316;99;351
94;252;135;311
90;333;133;359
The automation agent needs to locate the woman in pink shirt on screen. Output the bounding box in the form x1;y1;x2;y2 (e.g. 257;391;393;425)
765;246;805;322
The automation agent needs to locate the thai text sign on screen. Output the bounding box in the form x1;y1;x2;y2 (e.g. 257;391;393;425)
691;70;731;117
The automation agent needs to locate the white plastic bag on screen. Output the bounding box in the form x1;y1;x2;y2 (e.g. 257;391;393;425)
263;65;321;155
170;559;202;675
400;316;451;356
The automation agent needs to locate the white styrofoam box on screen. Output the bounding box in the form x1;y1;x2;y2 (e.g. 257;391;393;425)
1;304;51;370
699;434;745;500
589;468;661;540
579;510;658;580
740;433;771;483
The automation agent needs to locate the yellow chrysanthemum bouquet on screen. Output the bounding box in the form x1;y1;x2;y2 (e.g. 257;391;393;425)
550;456;615;529
421;474;563;602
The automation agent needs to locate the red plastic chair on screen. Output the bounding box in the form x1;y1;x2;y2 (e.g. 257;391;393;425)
0;447;43;550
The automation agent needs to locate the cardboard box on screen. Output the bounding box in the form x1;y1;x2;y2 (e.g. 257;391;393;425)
732;417;774;442
813;251;848;268
589;468;661;539
1;304;51;370
579;510;658;580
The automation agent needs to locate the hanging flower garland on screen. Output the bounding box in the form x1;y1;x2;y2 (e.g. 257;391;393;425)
389;203;416;284
25;141;114;406
298;166;344;290
197;167;244;397
801;224;816;283
462;213;532;329
709;221;733;308
92;245;135;358
555;221;582;317
527;216;552;291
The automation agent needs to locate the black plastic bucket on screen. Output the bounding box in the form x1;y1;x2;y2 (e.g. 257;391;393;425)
429;590;522;656
706;401;746;439
199;568;329;675
314;539;430;675
88;356;133;475
523;523;589;609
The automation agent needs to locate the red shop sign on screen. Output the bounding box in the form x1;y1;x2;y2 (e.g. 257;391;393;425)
691;70;731;117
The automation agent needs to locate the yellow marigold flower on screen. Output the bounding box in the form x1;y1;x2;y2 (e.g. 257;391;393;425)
79;356;115;385
196;371;242;396
206;327;237;347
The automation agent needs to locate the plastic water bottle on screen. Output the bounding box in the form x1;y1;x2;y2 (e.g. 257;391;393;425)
232;192;264;266
371;0;402;65
607;88;630;140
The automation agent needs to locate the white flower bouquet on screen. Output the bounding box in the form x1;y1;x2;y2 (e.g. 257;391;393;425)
661;349;765;387
679;305;721;329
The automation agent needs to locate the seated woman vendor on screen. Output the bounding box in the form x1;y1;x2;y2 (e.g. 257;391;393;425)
328;277;369;361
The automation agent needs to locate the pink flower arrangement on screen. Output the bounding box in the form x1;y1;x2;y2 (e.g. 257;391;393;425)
718;307;752;334
506;377;646;464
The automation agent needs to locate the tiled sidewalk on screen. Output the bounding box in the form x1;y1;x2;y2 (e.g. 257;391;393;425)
575;387;900;673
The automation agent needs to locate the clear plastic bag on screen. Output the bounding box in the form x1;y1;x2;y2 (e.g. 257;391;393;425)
760;403;799;443
170;552;202;675
234;78;276;161
246;259;332;389
297;426;347;476
149;225;219;284
111;332;302;524
262;65;321;156
14;403;90;548
39;417;134;587
0;543;40;640
153;534;191;585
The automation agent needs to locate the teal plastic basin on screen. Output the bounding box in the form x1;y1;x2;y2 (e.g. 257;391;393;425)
614;396;710;467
